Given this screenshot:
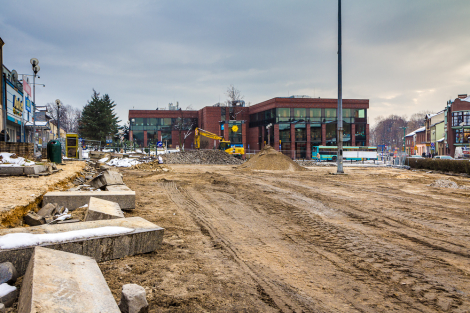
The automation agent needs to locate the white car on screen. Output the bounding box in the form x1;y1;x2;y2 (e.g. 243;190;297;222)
433;155;453;160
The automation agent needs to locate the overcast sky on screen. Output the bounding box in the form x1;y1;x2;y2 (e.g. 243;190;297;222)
1;0;470;126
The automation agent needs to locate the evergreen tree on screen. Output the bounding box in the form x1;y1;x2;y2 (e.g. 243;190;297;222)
79;90;121;144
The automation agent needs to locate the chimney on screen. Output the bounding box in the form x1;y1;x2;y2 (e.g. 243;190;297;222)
458;94;467;99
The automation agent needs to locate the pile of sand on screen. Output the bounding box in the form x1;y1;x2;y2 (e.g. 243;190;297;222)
238;146;306;171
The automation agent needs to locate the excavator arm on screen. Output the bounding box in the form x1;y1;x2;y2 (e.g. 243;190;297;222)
194;127;226;149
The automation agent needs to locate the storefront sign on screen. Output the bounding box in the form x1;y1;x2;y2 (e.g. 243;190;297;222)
13;95;23;117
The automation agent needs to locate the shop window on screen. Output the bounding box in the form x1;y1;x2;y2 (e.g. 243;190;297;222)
455;129;470;143
132;131;144;147
280;142;291;156
295;143;306;159
355;124;366;142
277;108;290;122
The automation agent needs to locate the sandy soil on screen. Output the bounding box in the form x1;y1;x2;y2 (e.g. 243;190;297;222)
0;161;86;227
95;165;470;312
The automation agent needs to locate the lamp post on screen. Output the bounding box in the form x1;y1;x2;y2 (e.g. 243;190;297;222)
55;99;61;139
30;58;40;156
337;0;344;173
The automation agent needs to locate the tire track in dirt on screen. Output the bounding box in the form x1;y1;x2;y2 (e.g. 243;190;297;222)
234;174;469;312
162;181;313;313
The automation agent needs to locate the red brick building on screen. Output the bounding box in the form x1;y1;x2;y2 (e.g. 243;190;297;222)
129;97;370;159
444;95;470;156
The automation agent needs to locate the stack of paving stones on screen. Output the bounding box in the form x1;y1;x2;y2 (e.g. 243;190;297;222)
161;149;244;165
5;164;162;310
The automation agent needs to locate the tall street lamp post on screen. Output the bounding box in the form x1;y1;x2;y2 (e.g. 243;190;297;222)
30;58;40;156
337;0;344;173
55;99;61;139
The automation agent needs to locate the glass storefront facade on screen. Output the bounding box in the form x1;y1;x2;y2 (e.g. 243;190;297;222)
130;117;197;147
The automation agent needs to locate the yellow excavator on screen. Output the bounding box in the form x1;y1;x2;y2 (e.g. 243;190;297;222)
194;127;245;158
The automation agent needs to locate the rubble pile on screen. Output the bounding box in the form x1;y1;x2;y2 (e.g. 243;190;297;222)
161;150;244;165
428;179;469;190
238;146;306;171
294;160;336;167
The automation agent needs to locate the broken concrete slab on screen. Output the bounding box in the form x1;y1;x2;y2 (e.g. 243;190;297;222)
43;190;135;210
85;197;124;222
106;185;132;192
23;212;45;226
90;170;124;189
0;217;164;275
18;247;120;313
37;203;58;217
0;165;48;176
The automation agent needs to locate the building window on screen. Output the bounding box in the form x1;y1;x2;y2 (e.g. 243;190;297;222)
277;108;290;122
221;107;226;121
293;108;306;122
133;131;144;147
455;128;470;143
343;121;351;146
279;123;291;142
229;122;242;144
355;124;366;143
310;108;321;122
325;122;336;145
295;124;306;142
324;109;336;122
452;111;470;126
310;124;322;145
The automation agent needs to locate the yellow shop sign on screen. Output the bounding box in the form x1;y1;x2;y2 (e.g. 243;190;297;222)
13;95;23;117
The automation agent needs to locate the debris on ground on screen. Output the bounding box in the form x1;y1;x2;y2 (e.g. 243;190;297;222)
161;150;244;165
428;179;469;189
130;160;170;172
294;160;336;167
118;284;149;313
238;145;306;171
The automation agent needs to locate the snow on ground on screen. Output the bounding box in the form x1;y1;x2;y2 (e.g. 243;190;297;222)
0;283;16;297
0;152;35;167
106;158;141;167
0;226;134;250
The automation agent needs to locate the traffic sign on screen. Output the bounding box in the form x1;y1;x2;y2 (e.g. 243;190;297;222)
157;141;163;147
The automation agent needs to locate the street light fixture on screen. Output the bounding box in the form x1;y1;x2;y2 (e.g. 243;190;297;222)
30;58;40;156
55;99;61;139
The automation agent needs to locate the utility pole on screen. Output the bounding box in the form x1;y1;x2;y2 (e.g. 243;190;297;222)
337;0;344;173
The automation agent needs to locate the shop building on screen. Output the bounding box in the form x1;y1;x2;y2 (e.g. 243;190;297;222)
128;96;369;159
444;95;470;156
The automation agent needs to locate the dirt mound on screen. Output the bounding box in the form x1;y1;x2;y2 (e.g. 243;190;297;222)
161;150;243;165
238;146;306;171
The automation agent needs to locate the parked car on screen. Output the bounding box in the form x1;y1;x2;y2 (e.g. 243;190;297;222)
433;155;453;160
410;155;424;159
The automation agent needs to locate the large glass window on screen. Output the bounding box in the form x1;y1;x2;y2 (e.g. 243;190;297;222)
325;123;336;145
277;108;290;122
295;124;306;142
221;107;226;121
310;124;322;145
453;111;470;126
163;118;172;126
161;131;172;147
325;109;336;122
132;131;144;147
228;122;243;144
293;108;306;122
280;142;291;156
310;108;321;122
343;122;351;146
355;123;366;143
295;143;307;159
279;123;291;142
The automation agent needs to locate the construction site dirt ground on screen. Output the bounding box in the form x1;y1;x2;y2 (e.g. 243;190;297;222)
96;164;470;313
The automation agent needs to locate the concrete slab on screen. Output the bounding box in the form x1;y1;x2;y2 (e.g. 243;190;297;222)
0;165;47;176
23;165;47;175
106;185;132;192
85;197;124;221
18;247;120;313
0;217;164;275
43;190;135;210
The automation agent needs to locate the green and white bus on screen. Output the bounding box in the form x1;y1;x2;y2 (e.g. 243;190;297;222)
312;146;377;161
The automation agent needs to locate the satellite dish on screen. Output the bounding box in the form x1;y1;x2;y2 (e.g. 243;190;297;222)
11;70;18;82
55;99;61;106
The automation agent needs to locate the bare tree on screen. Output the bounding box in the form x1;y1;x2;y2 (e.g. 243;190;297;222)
47;102;81;133
225;85;244;107
173;106;197;151
407;110;434;132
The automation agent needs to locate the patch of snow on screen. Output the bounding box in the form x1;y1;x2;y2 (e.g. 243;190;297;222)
0;226;135;250
106;158;141;167
98;157;109;163
78;204;88;208
0;152;36;167
0;283;16;297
